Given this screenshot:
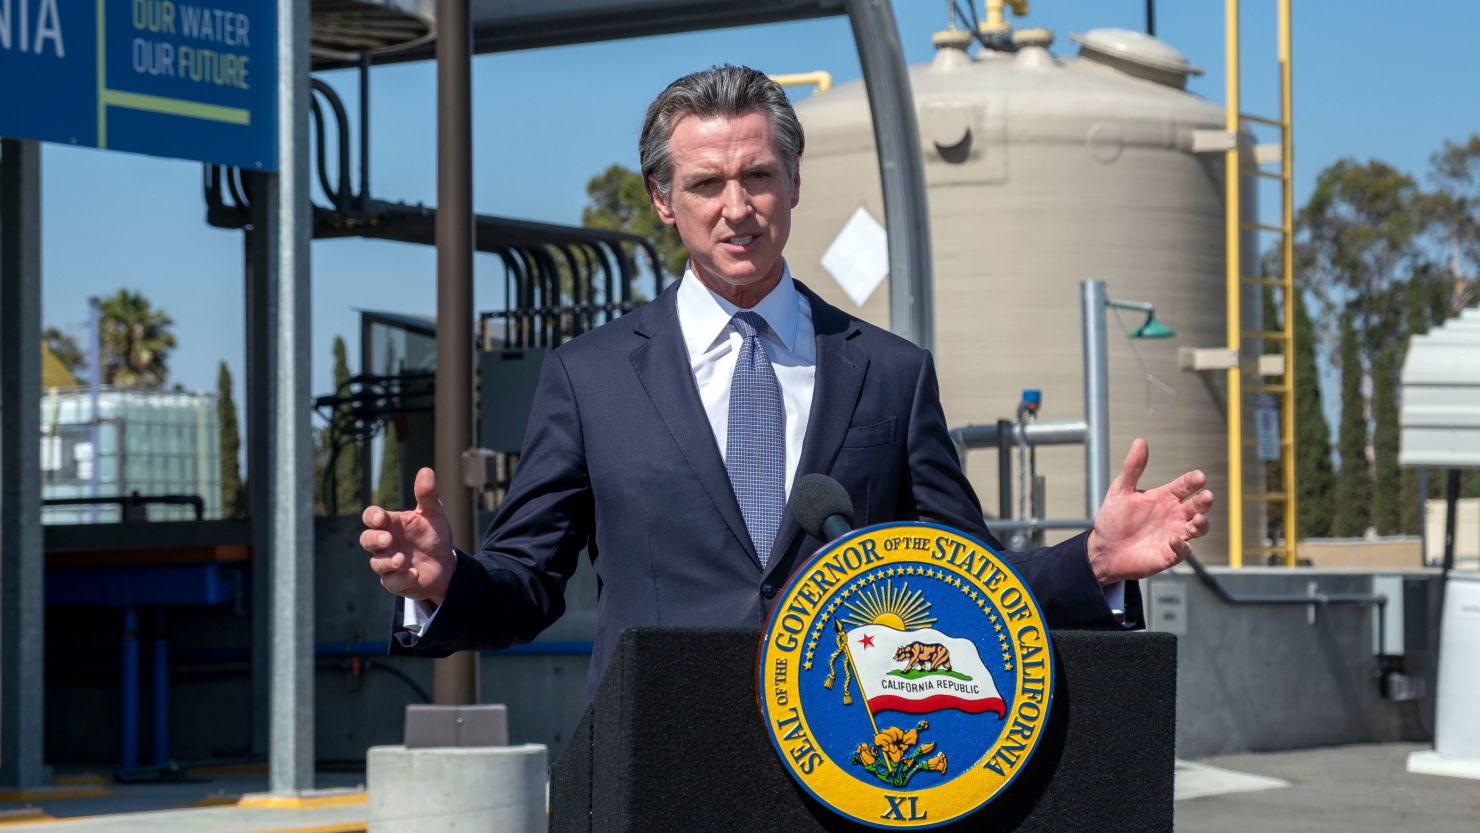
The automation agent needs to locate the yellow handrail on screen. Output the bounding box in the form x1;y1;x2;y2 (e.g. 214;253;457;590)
1225;0;1244;568
768;72;832;94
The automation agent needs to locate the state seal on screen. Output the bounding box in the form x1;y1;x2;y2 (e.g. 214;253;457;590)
758;522;1054;829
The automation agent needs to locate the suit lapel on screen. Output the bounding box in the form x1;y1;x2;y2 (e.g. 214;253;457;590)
764;284;868;576
629;283;761;567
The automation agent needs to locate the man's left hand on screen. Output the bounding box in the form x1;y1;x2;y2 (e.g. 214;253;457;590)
1086;438;1214;586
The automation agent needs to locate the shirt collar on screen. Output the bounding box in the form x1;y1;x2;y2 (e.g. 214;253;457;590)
676;261;801;356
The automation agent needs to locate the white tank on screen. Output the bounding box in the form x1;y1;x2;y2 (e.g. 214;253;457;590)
789;28;1261;562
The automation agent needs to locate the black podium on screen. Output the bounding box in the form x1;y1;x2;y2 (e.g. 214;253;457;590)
550;628;1175;832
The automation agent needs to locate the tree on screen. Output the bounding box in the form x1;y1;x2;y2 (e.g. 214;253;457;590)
324;336;364;515
1332;312;1370;537
217;362;246;519
376;418;403;508
1291;289;1335;538
582;164;689;280
98;289;176;387
43;326;86;378
1424;134;1480;312
1298;159;1425;360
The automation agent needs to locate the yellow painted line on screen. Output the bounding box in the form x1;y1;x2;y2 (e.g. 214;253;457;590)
237;792;368;810
0;809;56;827
100;90;251;126
193;794;242;807
0;785;108;801
96;0;106;147
227;825;365;833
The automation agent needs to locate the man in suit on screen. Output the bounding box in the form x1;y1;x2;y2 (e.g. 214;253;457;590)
362;66;1214;695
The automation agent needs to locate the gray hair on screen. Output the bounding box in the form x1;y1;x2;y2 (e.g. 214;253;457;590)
639;65;805;200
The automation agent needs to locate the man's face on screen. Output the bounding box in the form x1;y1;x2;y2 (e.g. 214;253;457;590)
649;110;800;306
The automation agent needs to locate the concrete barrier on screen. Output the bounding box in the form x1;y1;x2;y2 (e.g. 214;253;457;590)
368;744;547;832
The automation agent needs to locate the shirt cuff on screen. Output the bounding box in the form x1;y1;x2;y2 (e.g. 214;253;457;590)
399;551;455;635
1104;580;1126;621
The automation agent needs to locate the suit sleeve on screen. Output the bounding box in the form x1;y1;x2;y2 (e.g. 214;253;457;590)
902;351;1142;629
390;350;594;656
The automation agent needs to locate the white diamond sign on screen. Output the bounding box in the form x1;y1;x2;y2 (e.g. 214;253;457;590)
821;206;889;307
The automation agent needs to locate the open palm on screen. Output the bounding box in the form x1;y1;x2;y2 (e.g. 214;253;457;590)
1086;439;1214;586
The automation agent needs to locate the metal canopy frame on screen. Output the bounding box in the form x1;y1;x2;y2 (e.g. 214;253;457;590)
314;0;848;69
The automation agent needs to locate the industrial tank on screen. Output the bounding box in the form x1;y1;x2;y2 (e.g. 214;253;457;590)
787;27;1261;563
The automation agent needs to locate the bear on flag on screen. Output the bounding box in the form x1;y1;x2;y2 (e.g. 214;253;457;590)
844;624;1005;717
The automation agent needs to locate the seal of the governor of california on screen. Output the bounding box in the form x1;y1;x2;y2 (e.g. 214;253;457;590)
758;522;1055;829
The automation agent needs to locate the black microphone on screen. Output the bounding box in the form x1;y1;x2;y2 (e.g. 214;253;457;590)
791;474;856;542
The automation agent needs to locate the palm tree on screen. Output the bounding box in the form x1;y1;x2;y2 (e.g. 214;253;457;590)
98;289;176;387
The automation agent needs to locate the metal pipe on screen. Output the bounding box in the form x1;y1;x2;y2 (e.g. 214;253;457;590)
1081;281;1110;518
122;608;140;771
989;518;1096;533
845;0;934;350
359;53;371;213
1182;553;1388;655
0;137;46;788
153;609;169;769
89;296;102;523
996;419;1013;521
434;0;480;705
1443;469;1460;573
950;420;1090;450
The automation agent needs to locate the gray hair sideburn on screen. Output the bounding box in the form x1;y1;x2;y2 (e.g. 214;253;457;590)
639;65;805;200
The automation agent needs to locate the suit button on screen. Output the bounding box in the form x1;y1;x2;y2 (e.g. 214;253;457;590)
761;583;777;599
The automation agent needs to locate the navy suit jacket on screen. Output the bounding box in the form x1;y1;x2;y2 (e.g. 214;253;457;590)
393;278;1141;694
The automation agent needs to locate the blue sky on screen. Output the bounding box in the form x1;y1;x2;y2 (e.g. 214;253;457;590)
36;0;1480;420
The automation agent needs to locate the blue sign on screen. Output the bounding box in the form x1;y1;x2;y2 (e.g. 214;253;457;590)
0;0;277;169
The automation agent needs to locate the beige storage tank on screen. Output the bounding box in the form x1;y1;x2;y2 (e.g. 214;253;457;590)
788;27;1262;563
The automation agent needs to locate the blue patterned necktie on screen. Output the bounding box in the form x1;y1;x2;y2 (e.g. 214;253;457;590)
726;311;786;568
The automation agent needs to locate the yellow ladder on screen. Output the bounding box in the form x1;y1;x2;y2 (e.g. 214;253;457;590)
1225;0;1296;568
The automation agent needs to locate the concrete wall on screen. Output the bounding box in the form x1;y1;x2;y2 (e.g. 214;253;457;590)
45;513;599;768
47;518;1448;768
1148;567;1442;759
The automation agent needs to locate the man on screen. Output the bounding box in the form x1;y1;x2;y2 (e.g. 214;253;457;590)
362;66;1213;695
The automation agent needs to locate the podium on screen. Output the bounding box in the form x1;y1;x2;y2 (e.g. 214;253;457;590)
550;628;1175;832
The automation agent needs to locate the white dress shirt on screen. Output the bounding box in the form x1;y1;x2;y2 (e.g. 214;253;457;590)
676;262;815;500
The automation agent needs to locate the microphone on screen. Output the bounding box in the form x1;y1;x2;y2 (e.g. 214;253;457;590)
791;474;856;542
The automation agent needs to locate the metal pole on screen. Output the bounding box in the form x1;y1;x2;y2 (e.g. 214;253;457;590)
153;608;170;769
844;0;934;351
88;296;102;522
244;176;273;759
1443;469;1459;573
435;0;480;705
1278;0;1297;566
996;419;1013;521
1225;0;1245;567
121;608;140;771
1081;281;1110;518
1146;0;1156;36
268;0;315;794
0;137;46;788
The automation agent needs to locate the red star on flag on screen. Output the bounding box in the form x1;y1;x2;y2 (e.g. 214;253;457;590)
859;634;876;649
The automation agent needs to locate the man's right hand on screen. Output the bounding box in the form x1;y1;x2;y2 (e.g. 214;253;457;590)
361;467;455;607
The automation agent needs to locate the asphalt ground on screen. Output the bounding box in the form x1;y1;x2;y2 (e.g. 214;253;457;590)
0;744;1475;830
1175;743;1480;833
